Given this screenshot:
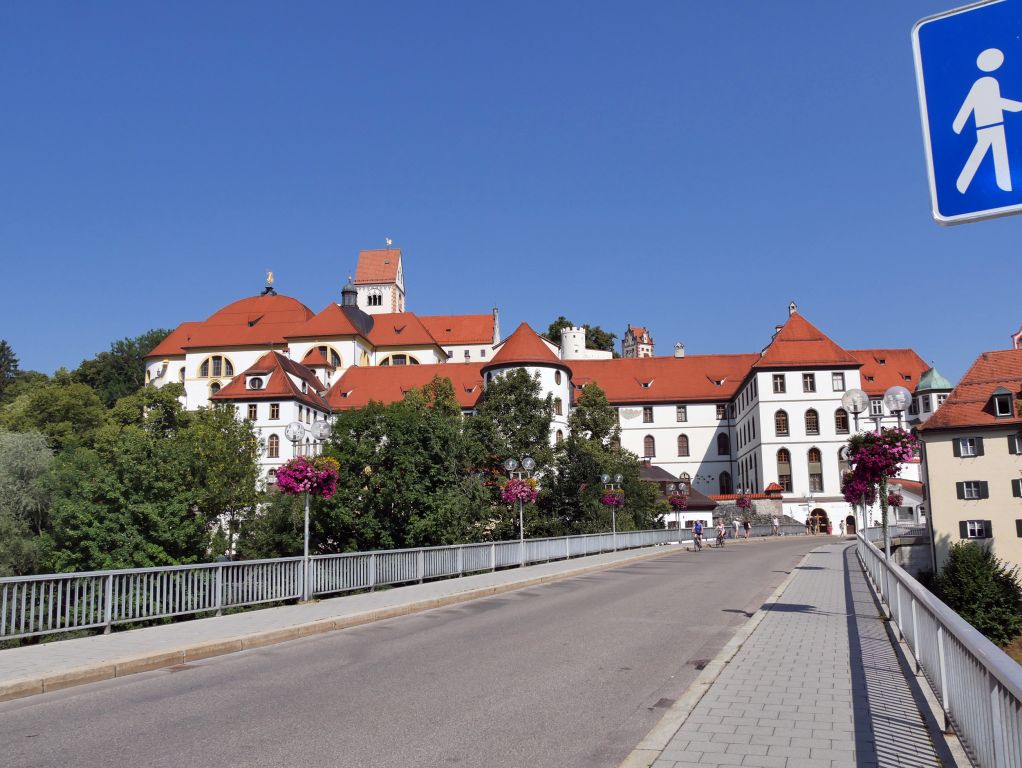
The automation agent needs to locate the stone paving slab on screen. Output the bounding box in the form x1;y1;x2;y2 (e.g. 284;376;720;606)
629;543;961;768
0;544;689;702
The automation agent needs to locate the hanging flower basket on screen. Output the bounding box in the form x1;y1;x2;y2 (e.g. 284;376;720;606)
887;491;904;508
736;494;753;511
275;456;340;498
600;488;625;507
668;493;688;510
501;477;538;504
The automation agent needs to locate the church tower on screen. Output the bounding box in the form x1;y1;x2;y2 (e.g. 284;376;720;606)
353;247;405;315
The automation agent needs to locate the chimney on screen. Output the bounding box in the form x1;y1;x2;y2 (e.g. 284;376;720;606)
674;342;685;358
788;301;798;316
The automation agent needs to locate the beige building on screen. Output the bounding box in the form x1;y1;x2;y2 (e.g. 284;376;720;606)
918;349;1022;570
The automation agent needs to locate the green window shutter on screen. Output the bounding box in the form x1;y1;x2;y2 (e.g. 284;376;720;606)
985;520;994;538
959;521;968;538
1014;479;1022;498
1016;520;1022;537
956;482;965;500
975;438;985;456
1009;435;1021;455
953;439;962;458
980;481;990;499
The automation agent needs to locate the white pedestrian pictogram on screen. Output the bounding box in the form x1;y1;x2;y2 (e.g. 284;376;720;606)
953;48;1022;193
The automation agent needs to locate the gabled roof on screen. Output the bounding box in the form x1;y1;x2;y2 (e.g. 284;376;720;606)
626;325;652;342
367;312;441;348
848;349;929;396
919;349;1022;432
325;363;485;410
354;248;401;285
569;354;759;403
211;351;330;411
146;322;201;358
287;303;372;340
754;313;861;369
484;323;564;369
419;314;495;345
178;294;316;350
302;348;334;370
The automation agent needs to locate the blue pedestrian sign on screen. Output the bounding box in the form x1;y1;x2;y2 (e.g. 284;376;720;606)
913;0;1022;224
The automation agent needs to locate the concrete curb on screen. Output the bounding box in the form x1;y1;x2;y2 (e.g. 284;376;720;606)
0;545;680;704
615;547;814;768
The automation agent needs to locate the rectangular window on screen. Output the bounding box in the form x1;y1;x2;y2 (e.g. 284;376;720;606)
922;396;931;413
716;404;726;419
642;406;653;423
909;398;919;416
270;403;280;420
963;520;988;538
870;399;884;416
212;357;222;377
802;373;816;393
676;405;687;422
994;394;1013;417
809;473;824;493
937;393;947;407
247;404;258;421
954;437;984;458
772;374;786;394
958;481;986;500
832;372;845;391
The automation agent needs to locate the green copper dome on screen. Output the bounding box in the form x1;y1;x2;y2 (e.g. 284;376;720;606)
916;367;953;392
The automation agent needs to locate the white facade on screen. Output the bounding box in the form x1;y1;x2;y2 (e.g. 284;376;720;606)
484;363;572;445
560;327;613;361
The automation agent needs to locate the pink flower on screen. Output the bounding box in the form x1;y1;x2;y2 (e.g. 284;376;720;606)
501;478;538;504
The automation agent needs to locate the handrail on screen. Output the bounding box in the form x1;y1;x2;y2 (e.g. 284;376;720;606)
857;533;1022;766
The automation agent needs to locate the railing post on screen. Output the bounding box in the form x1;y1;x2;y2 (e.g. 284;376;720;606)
103;574;113;634
417;549;424;584
457;546;464;577
490;543;496;572
990;672;1008;768
215;564;223;616
896;581;904;641
369;553;377;591
937;625;952;734
565;536;570;560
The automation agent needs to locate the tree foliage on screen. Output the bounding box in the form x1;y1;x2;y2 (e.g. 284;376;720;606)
0;373;108;451
72;328;171;407
0;340;19;402
936;542;1022;646
545;317;618;354
0;431;53;576
469;368;554;472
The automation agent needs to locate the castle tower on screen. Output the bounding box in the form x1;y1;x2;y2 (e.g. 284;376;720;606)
622;325;654;358
353;248;405;315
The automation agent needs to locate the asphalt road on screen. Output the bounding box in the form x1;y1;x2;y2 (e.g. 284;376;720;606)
0;537;817;768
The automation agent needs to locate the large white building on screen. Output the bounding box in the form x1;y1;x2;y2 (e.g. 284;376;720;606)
146;247;947;531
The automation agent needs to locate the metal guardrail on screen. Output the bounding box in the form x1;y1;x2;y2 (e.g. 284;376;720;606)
862;524;926;543
0;525;812;642
857;533;1022;768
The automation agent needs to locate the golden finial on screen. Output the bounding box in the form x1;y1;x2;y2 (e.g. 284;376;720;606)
385;237;393;247
266;270;274;285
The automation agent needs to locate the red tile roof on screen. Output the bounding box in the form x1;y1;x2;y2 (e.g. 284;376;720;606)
301;348;334;369
569;354;759;403
367;312;441;348
753;313;861;369
918;349;1022;432
354;249;401;284
146;322;201;358
848;349;930;396
485;323;564;368
287;303;367;340
419;314;495;345
326;363;485;410
179;294;315;350
211;351;330;411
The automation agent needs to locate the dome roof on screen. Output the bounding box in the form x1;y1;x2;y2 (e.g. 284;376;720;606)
483;322;566;371
205;293;314;325
181;293;316;350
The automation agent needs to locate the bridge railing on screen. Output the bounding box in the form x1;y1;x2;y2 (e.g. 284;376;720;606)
857;533;1022;768
0;524;809;642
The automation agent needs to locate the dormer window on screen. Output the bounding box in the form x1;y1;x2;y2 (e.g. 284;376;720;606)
247;376;264;390
992;387;1014;417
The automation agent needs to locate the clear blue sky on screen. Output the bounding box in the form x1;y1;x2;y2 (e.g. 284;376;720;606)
0;2;1016;383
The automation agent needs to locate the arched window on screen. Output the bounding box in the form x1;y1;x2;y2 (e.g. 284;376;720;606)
199;355;234;378
367;290;383;307
554;397;563;416
775;410;789;436
643;435;656;457
805;409;819;435
554;370;562;385
209;381;221;395
808;448;823;492
719;471;733;495
316;346;343;368
380;354;420;366
717;433;730;456
835;408;849;434
677;434;689;457
267;434;280;458
777;449;792;492
555;429;564;444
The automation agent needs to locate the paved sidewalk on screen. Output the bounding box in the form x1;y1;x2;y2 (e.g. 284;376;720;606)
637;543;959;768
0;544;686;702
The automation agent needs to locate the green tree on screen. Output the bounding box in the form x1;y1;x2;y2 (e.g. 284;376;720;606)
72;328;171;407
0;431;53;575
0;340;19;402
0;374;108;451
936;542;1022;646
469;368;554;472
567;383;619;446
545;317;618;354
0;370;49;406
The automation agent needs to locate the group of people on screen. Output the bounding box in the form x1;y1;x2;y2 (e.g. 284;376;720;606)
690;518;752;550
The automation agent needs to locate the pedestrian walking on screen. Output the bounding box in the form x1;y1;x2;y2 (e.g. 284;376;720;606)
806;518;812;535
743;519;750;539
772;516;780;536
839;519;846;537
732;518;740;540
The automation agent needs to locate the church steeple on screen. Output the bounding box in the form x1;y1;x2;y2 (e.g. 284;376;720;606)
341;275;357;307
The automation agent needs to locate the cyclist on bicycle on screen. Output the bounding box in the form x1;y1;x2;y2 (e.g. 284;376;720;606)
716;521;726;548
692;520;704;551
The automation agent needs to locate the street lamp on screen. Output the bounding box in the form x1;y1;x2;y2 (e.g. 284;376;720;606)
504;456;535;566
284;419;333;601
883;385;913;430
601;473;624;550
841;388;870;432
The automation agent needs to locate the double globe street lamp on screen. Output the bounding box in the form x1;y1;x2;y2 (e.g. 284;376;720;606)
503;456;536;566
600;473;624;551
284;419;333;601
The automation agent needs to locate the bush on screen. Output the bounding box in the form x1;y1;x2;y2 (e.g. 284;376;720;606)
936;542;1022;646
